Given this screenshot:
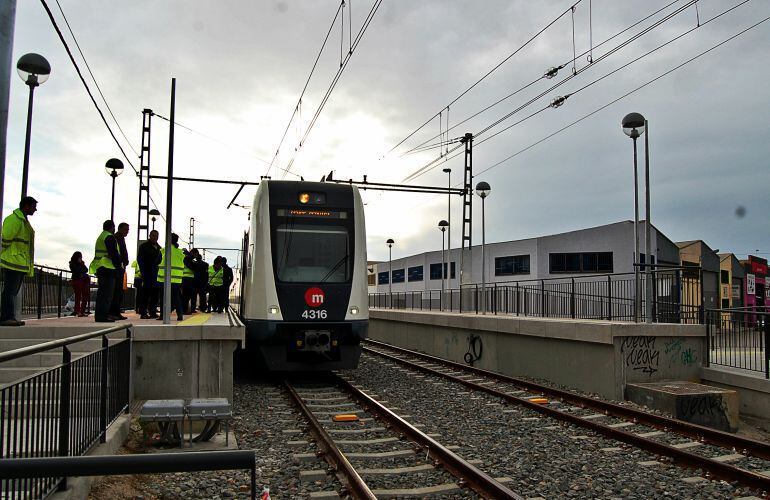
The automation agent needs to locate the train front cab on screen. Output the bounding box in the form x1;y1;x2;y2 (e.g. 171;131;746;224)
242;181;368;371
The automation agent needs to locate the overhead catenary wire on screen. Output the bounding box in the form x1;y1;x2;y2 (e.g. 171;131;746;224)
476;10;770;178
281;0;384;179
398;0;683;158
41;0;171;226
264;1;346;178
53;0;139;158
401;0;703;183
384;0;584;158
38;0;138;175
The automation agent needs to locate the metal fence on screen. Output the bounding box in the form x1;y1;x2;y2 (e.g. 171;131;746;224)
706;308;769;378
369;269;702;324
0;265;136;319
0;324;133;499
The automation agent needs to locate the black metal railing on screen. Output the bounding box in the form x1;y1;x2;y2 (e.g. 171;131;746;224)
0;324;133;499
369;268;703;324
0;264;137;319
0;451;258;500
706;308;770;378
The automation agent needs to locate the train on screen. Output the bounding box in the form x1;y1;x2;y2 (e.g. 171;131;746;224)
238;180;369;370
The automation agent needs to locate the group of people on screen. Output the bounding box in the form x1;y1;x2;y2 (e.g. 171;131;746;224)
132;229;234;321
0;197;234;326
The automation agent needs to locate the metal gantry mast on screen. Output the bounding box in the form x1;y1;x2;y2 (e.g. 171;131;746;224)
189;217;195;249
459;133;473;288
136;108;153;249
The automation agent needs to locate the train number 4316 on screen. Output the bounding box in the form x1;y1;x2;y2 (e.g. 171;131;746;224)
302;309;327;319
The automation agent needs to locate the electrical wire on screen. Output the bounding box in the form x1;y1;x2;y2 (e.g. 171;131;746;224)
281;0;384;179
38;0;138;175
398;0;684;158
476;12;770;178
384;0;584;158
402;0;703;183
53;0;139;158
264;1;346;177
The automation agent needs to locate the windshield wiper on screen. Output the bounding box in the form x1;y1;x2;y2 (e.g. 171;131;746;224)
320;255;348;283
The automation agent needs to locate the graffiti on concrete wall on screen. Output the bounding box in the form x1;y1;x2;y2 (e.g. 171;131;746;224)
621;336;659;376
663;337;699;368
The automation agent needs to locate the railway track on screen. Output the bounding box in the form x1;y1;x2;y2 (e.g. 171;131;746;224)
284;375;522;499
363;339;770;492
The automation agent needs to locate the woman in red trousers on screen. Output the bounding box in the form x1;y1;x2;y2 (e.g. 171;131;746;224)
69;251;90;317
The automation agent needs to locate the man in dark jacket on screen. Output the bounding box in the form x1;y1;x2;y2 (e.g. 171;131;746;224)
137;230;161;318
194;254;209;312
182;248;198;314
109;222;130;320
221;257;234;312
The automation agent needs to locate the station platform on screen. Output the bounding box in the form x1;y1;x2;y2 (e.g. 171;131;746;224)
0;309;245;401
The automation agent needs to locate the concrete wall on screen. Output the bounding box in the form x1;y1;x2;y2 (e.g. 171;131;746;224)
369;310;704;400
131;320;244;402
701;367;770;419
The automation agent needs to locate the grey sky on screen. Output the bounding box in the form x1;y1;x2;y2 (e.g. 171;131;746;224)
6;0;770;270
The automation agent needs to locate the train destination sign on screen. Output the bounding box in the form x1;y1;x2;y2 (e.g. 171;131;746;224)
277;208;348;219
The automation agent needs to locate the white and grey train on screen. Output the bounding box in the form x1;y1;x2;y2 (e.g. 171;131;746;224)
238;180;369;370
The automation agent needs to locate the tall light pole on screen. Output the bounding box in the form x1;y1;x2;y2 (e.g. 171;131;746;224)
386;238;394;309
149;208;160;231
442;167;451;274
105;158;124;221
439;220;449;311
16;53;50;199
476;181;491;315
622;112;647;323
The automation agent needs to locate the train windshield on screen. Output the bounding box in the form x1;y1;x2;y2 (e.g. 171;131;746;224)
274;224;350;283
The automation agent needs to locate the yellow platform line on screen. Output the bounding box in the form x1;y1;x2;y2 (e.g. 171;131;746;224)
178;313;211;326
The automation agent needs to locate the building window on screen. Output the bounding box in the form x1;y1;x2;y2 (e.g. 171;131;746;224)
377;271;389;285
408;266;424;282
495;255;530;276
429;262;456;280
549;252;613;273
392;269;405;283
367;274;375;286
721;270;730;284
722;298;730;308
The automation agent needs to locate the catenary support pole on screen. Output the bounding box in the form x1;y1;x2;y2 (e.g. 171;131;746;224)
644;119;652;323
0;0;16;233
163;79;176;324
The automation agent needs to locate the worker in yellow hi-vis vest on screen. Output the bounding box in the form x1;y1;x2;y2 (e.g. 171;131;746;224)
156;233;186;321
89;220;122;323
0;197;37;326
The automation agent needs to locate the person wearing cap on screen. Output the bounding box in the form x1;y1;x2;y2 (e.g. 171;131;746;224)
0;197;37;326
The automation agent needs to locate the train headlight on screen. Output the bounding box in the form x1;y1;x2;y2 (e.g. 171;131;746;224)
268;305;280;315
298;193;310;204
349;306;359;315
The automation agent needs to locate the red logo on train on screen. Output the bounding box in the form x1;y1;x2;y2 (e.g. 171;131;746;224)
304;287;325;307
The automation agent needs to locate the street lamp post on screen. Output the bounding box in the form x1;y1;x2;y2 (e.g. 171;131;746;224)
439;220;449;311
475;181;491;315
386;238;394;309
16;53;50;199
622;112;647;323
149;208;161;231
105;158;124;221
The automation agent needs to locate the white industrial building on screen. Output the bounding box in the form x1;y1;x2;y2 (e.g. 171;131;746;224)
369;220;681;294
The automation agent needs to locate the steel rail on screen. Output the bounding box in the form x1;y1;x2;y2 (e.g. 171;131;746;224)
366;339;770;459
364;341;770;490
335;375;524;499
284;381;376;500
